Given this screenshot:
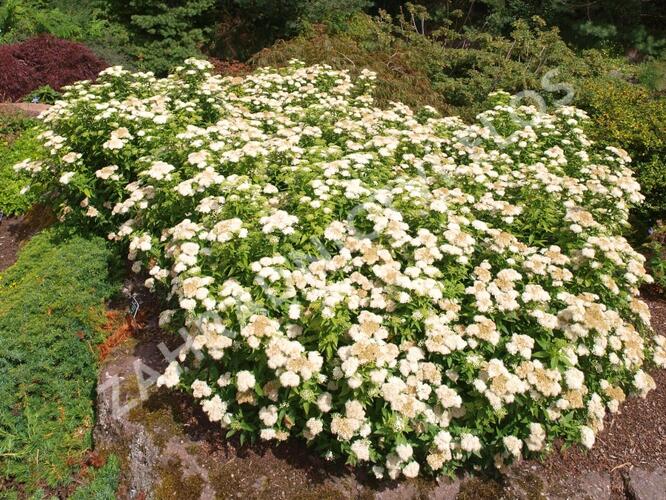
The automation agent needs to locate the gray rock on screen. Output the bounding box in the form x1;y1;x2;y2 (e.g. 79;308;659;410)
374;482;420;500
546;471;611;500
94;344;161;498
429;476;462;499
94;339;216;499
625;467;666;500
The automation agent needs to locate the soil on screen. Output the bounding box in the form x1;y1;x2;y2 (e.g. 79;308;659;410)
0;206;55;272
0;216;36;271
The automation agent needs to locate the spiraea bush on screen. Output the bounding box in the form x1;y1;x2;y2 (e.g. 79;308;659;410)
15;60;666;478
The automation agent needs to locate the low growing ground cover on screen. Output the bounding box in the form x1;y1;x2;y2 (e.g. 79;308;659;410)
13;60;666;480
0;228;117;496
69;454;121;500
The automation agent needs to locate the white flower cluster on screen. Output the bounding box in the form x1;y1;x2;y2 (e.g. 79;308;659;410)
16;59;664;478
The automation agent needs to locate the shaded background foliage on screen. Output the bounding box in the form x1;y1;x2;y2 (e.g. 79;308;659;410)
105;0;218;75
376;0;666;57
1;0;664;72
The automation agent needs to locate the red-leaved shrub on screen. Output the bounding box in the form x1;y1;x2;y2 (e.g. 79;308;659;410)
0;35;108;102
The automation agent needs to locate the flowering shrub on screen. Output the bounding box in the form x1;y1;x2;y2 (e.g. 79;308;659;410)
16;60;666;478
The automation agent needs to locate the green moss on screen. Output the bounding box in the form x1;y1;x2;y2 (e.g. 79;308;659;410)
127;390;187;448
155;459;204;499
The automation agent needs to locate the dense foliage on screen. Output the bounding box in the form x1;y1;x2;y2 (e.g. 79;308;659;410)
0;229;116;494
378;1;666;58
106;0;217;76
0;0;371;75
69;454;121;500
3;4;661;220
645;223;666;293
0;34;107;102
0;0;131;65
15;60;666;477
578;78;666;223
1;1;663;76
0;114;40;215
213;0;371;61
254;13;625;119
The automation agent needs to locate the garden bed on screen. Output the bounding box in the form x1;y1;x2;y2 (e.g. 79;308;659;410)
6;58;666;498
18;60;666;475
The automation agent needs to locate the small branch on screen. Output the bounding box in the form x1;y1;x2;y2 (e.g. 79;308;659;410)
610;462;631;472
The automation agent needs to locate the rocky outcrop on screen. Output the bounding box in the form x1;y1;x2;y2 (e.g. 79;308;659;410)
624;467;666;500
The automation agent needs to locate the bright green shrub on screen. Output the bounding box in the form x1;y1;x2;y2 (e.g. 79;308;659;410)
15;60;665;478
0;0;35;43
0;0;86;42
0;111;35;137
578;77;666;222
0;116;41;216
0;229;116;494
24;85;61;104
